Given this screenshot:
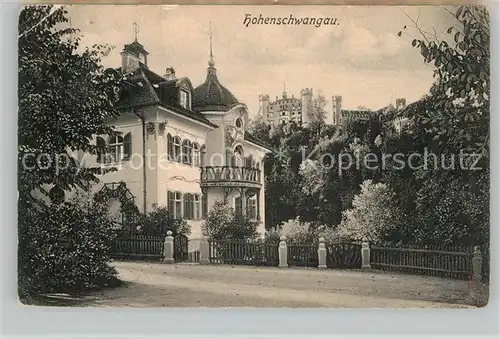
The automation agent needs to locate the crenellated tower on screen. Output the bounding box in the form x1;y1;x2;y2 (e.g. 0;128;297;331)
300;88;313;126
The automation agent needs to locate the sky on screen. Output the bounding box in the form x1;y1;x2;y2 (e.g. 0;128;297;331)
66;5;457;117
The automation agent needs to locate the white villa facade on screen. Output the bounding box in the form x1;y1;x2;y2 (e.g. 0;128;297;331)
83;37;272;241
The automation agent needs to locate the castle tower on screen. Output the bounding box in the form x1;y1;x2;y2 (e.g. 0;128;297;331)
258;94;269;117
332;95;342;126
300;88;313;127
396;97;407;110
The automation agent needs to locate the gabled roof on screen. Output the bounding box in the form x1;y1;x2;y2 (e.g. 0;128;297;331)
115;65;218;128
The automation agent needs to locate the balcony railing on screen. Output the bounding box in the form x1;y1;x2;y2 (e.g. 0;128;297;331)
200;166;262;187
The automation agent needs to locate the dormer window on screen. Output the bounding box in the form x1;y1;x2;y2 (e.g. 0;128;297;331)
180;89;190;109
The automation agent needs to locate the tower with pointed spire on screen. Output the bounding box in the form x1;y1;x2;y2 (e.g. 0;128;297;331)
192;21;239;112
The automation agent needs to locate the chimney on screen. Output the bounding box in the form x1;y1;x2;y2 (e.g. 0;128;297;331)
164;67;177;81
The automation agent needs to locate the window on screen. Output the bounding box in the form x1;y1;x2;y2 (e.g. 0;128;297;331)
245;155;253;168
202;193;208;219
167;134;174;161
180;89;190;109
108;135;124;163
168;191;183;218
184;193;193;219
235;196;242;216
193;194;201;219
168;191;201;220
96;137;106;163
235;118;243;129
193;143;200;166
226;149;233;166
182;140;192;165
173;136;182;163
247;197;257;220
123;133;132;160
200;145;206;166
234;145;244;167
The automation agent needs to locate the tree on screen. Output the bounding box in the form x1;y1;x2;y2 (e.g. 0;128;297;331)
203;201;258;242
18;5;121;298
18;5;121;201
336;180;405;244
398;5;490;157
246;116;271;145
139;206;190;237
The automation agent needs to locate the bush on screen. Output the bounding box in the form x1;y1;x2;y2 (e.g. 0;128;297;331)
264;227;281;244
336;180;404;243
203;200;258;243
276;217;318;244
18;198;118;300
137;205;190;237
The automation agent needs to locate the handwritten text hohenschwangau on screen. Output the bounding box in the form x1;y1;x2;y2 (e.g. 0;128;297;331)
243;14;339;28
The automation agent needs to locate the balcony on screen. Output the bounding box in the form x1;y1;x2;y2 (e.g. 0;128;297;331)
200;166;262;188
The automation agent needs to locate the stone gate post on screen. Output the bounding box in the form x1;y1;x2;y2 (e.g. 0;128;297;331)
361;238;371;270
199;235;210;265
163;231;174;264
318;237;327;269
470;246;483;304
278;236;288;268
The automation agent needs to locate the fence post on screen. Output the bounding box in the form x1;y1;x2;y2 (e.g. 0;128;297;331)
469;246;483;304
317;237;327;269
278;236;288;268
361;238;371;270
199;235;210;265
163;231;174;264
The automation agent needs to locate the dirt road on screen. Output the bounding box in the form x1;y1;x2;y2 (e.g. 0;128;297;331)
85;261;474;308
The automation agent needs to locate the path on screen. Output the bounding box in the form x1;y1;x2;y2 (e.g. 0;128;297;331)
85;261;474;308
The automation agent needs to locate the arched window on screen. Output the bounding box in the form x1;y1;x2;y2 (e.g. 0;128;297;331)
193;143;200;166
182;139;192;165
173;136;182;163
123;133;132;160
167;133;174;161
234;145;244;167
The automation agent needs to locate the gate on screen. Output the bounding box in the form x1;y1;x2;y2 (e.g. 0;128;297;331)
174;234;189;262
326;243;362;269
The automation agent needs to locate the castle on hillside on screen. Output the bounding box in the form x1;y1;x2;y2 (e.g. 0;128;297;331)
258;87;410;133
258;88;315;127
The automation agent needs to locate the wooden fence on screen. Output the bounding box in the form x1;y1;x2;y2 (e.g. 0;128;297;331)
106;234;488;283
109;235;164;261
208;239;279;266
287;242;318;267
370;244;473;280
326;243;362;269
